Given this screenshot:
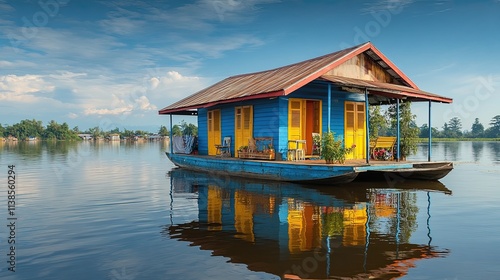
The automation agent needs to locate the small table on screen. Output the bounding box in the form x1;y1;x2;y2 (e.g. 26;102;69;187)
288;140;306;161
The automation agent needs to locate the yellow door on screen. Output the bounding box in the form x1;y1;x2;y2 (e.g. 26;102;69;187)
344;102;366;159
288;99;305;141
207;109;221;155
235;106;253;156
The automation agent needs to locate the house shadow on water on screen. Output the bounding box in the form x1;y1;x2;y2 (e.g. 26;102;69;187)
162;169;450;279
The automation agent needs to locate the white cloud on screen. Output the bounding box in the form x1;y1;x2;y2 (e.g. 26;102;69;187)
0;74;55;102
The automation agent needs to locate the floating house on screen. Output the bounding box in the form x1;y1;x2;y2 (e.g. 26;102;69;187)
108;133;121;141
159;42;453;183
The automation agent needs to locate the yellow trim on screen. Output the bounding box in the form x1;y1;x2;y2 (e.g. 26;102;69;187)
234;106;253;157
208;109;221;155
344;101;366;159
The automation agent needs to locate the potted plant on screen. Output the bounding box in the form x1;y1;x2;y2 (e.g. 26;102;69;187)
321;132;355;164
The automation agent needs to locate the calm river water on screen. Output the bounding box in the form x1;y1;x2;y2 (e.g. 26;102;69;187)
0;140;499;279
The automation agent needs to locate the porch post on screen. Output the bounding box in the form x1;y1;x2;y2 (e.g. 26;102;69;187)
396;99;400;161
169;114;173;154
428;100;432;162
328;83;331;131
365;88;370;164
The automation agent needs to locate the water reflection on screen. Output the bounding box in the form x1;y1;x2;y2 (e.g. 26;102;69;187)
487;142;500;164
472;142;484;162
164;169;450;279
443;142;460;161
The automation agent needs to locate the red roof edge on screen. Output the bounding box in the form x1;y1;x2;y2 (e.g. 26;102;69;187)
367;44;420;90
158;90;285;115
284;42;421;94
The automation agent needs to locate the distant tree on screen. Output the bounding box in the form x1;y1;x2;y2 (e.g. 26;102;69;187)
122;129;135;139
470;118;484;138
7;119;44;140
44;120;79;140
134;130;149;138
447;117;463;138
72;126;80;133
0;124;5;137
110;127;120;134
419;124;440;138
88;126;102;139
369;105;388;139
419;124;429;138
486;115;500;138
158;125;169;136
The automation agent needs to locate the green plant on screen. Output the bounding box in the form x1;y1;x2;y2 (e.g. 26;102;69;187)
387;101;419;160
238;146;248;152
321;132;355;164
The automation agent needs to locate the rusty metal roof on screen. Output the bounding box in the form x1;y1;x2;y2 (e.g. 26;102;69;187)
159;42;451;114
320;75;453;104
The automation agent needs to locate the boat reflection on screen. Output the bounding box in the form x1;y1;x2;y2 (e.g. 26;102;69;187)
163;168;450;279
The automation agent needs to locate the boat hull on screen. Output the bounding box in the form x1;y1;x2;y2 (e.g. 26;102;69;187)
355;162;453;181
166;153;358;184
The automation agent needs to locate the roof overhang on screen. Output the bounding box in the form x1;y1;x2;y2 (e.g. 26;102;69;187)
158;90;285;115
320;75;453;104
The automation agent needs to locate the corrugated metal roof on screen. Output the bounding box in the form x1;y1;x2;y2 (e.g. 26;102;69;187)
320;75;453;104
159;42;451;114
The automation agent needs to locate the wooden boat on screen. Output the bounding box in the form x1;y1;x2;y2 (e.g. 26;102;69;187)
167;153;453;184
355;161;453;181
167;153;359;184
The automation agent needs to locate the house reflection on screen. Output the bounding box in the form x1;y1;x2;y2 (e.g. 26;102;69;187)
165;169;450;279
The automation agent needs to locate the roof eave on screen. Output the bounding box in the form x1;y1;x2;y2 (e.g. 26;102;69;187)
158;90;286;115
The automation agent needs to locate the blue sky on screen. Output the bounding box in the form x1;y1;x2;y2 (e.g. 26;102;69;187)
1;0;499;132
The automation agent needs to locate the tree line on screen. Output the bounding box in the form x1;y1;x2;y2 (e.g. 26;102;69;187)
370;106;500;139
0;119;198;141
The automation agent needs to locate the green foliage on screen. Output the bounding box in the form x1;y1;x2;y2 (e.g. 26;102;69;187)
5;119;44;140
470;118;484;138
487;115;500;138
387;101;419;159
369;105;388;139
43;120;79;140
158;125;169;136
321;132;355;164
171;121;198;136
171;125;182;136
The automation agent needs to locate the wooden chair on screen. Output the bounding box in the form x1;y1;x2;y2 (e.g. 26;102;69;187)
215;136;231;157
370;136;396;160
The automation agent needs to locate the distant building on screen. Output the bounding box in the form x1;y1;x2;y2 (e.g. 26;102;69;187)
78;134;93;140
109;133;120;141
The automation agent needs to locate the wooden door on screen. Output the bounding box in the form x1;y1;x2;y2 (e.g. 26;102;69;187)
235;106;253;156
344;102;366;159
305;100;321;155
208;109;221;155
288;99;304;141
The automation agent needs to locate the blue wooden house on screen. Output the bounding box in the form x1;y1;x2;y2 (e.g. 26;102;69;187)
159;42;453;183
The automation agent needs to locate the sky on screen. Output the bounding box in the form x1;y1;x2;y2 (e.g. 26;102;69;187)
1;0;499;133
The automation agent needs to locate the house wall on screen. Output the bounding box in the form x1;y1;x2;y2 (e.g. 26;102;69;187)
197;98;281;156
197;81;366;157
326;53;398;84
287;81;365;140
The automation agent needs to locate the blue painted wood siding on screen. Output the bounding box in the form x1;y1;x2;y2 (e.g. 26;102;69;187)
197;81;365;156
197;99;281;156
288;82;365;141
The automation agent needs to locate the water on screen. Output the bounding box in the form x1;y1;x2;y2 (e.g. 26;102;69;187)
0;140;499;279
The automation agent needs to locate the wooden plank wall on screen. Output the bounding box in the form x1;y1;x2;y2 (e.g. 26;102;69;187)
197;82;366;157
